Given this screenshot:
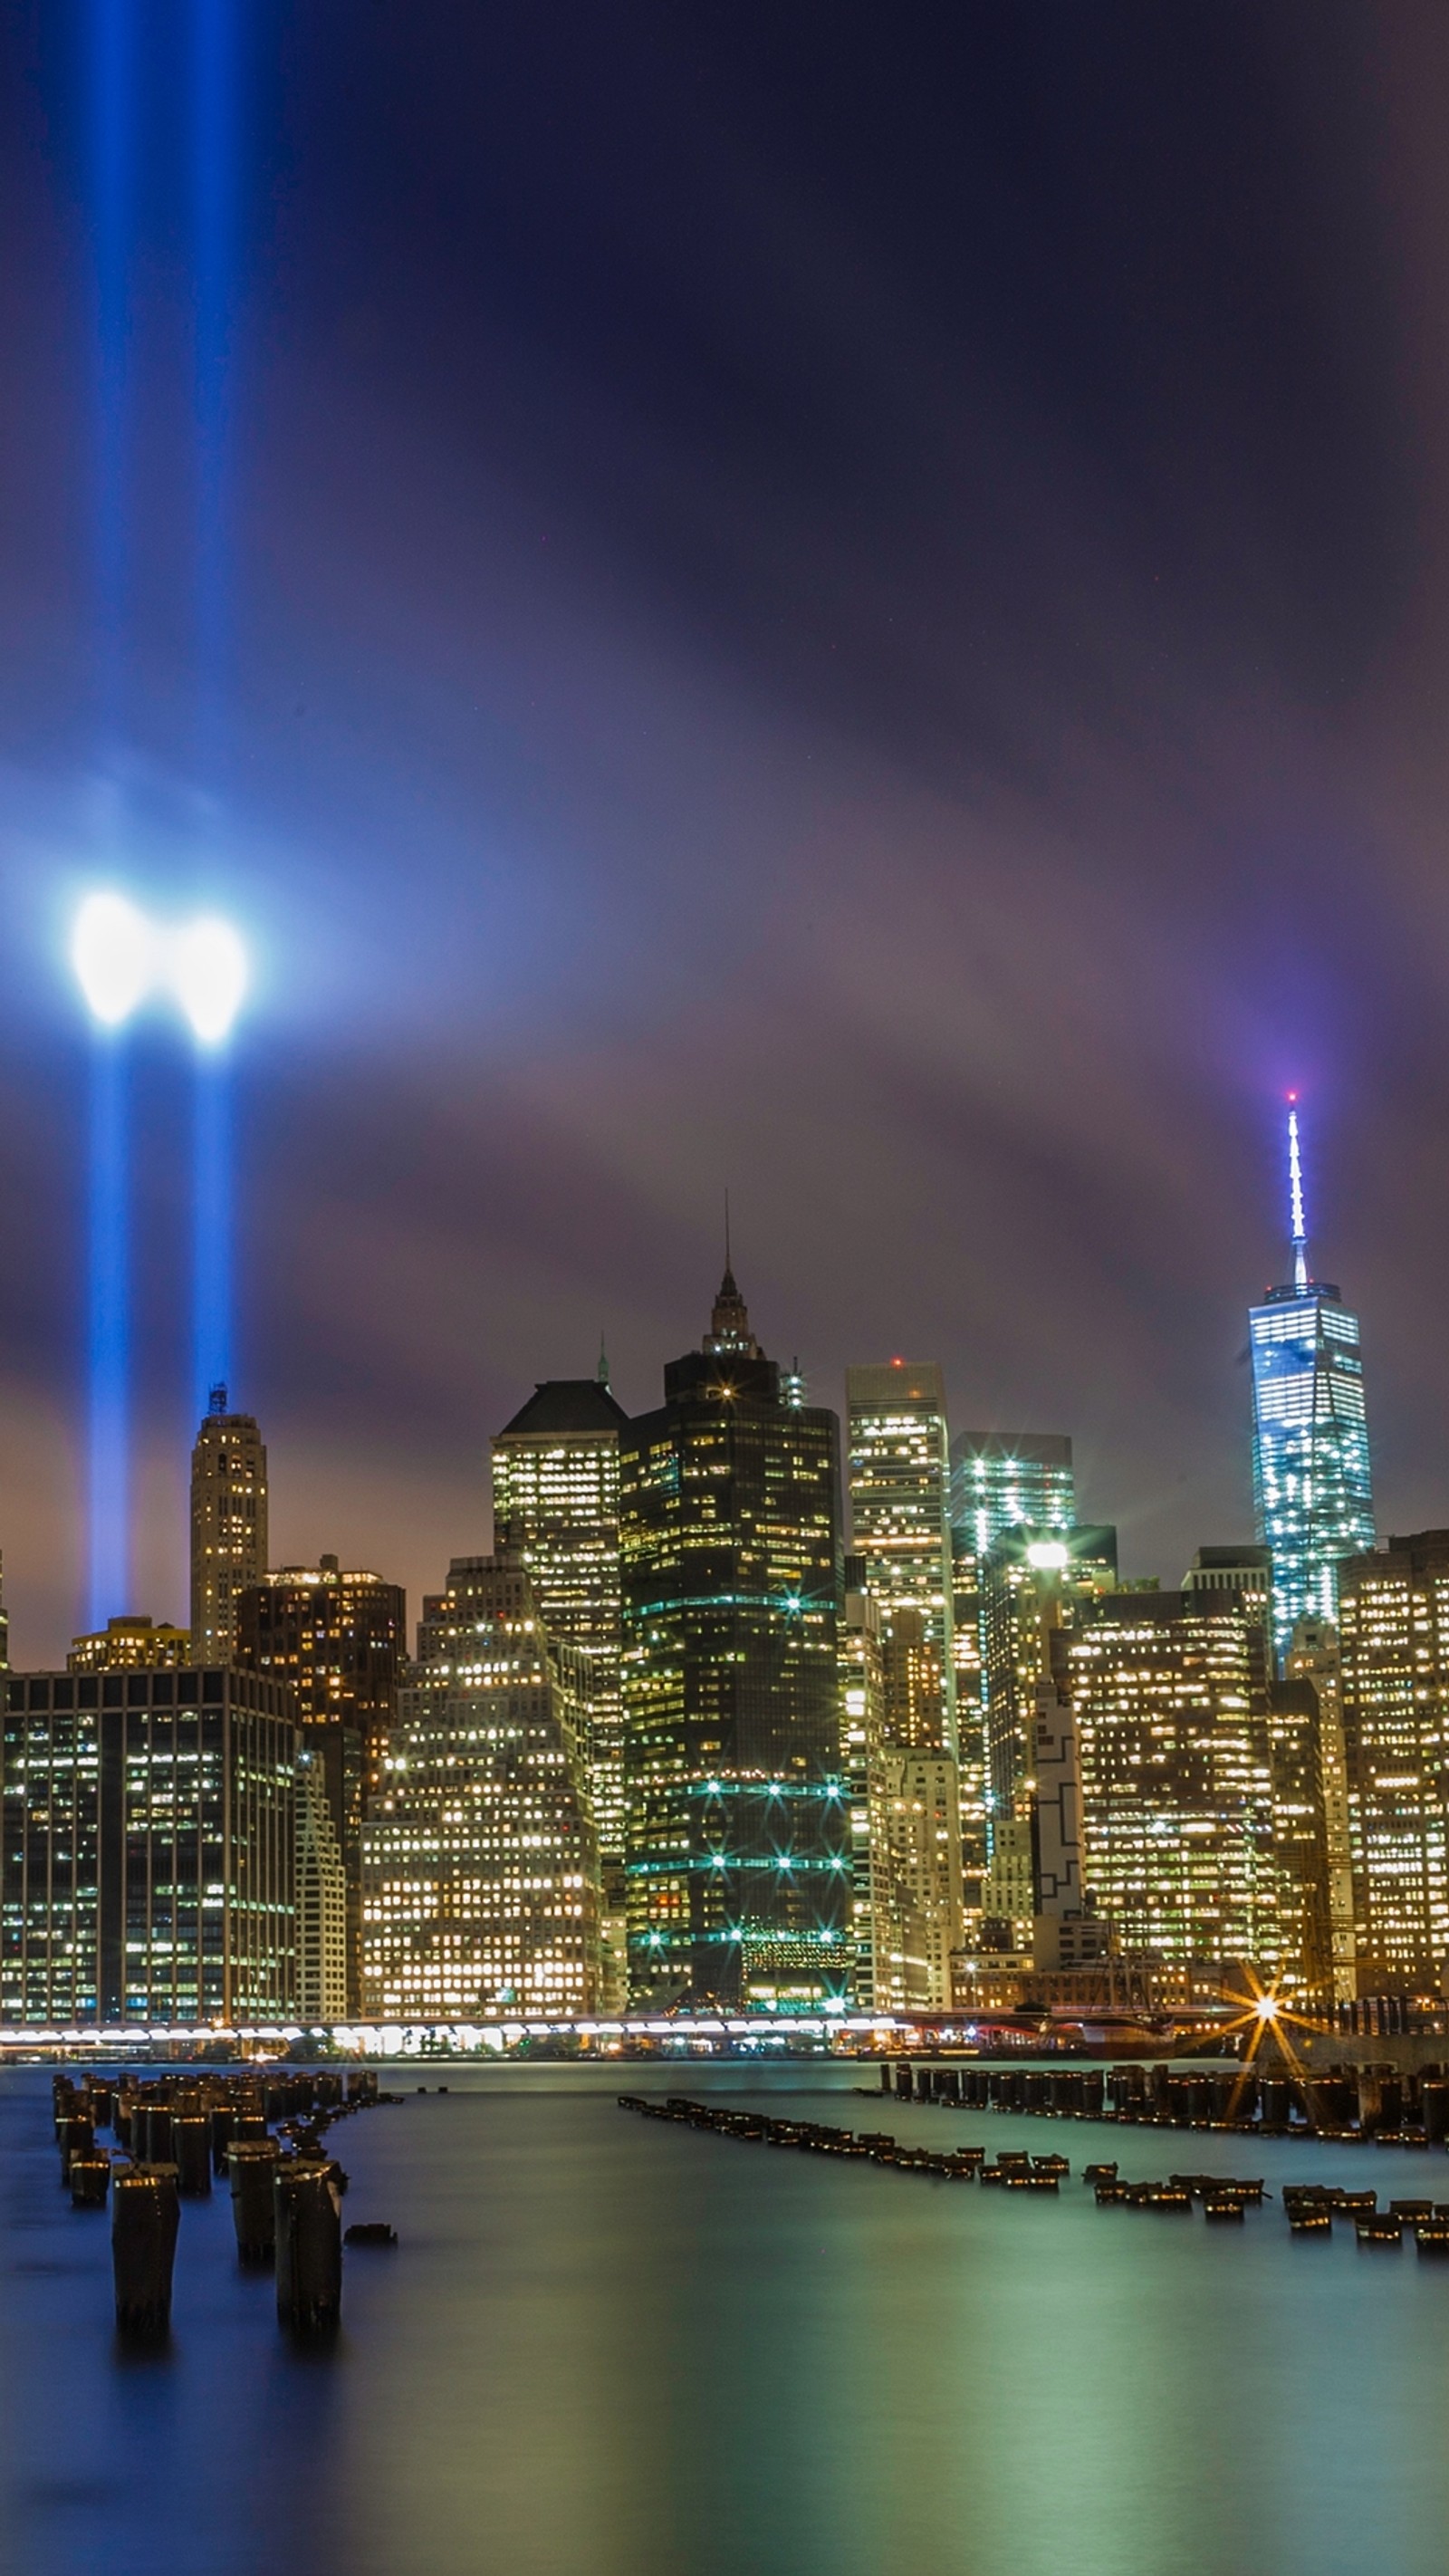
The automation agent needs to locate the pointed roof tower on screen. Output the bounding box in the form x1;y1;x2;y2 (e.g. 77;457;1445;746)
705;1266;760;1359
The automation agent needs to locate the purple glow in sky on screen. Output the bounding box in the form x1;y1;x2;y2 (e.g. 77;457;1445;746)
3;3;1449;1658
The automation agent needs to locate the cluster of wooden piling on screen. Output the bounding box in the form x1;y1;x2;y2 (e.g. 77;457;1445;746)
621;2095;1449;2257
878;2059;1449;2141
53;2066;392;2338
1281;2183;1449;2252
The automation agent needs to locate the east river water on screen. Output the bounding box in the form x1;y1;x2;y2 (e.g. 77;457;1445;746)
3;2058;1449;2576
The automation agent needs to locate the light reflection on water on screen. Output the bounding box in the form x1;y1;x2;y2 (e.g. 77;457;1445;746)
4;2060;1449;2576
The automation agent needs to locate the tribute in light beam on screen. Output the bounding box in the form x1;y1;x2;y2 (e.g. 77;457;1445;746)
173;916;247;1044
72;891;152;1027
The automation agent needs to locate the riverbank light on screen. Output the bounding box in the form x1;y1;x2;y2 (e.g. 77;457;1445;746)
72;892;153;1027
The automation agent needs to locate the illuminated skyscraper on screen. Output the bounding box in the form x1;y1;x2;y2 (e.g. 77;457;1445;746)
951;1433;1075;1557
189;1386;268;1663
296;1742;348;2023
1067;1591;1280;1970
1250;1105;1374;1664
363;1545;600;2020
67;1614;192;1671
1335;1533;1449;1994
621;1271;846;2008
235;1557;406;2014
2;1664;296;2023
840;1572;886;2005
981;1523;1118;1821
846;1363;955;1747
491;1369;629;1859
1285;1616;1357;2004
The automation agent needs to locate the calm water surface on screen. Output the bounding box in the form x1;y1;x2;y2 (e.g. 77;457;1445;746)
2;2060;1447;2576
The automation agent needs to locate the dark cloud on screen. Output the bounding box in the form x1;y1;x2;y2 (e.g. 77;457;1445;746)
1;1;1447;1658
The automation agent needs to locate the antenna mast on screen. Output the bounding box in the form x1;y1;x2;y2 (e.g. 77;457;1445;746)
1287;1097;1309;1293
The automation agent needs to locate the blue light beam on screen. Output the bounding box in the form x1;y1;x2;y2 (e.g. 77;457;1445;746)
87;1037;130;1626
90;0;133;729
191;0;239;736
192;1049;233;1426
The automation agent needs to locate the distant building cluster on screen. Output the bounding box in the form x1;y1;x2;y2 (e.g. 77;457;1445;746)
2;1117;1444;2028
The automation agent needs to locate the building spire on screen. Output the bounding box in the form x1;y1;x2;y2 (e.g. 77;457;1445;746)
1287;1096;1309;1293
705;1262;759;1358
597;1331;609;1388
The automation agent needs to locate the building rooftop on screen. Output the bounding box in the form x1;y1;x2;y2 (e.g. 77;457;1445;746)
496;1379;631;1438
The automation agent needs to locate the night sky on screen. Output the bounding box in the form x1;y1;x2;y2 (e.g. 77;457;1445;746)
2;2;1447;1659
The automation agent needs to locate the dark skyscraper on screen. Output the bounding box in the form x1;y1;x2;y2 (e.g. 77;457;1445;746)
234;1558;406;2014
620;1270;847;2009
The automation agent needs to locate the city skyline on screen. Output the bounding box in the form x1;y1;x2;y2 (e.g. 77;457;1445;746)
0;1105;1414;1667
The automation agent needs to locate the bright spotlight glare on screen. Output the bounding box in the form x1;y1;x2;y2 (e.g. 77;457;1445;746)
72;893;153;1027
171;917;247;1045
1026;1540;1070;1572
1254;1996;1279;2020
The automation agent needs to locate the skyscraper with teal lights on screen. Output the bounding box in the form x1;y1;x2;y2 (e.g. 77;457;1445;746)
620;1270;847;2009
1250;1105;1374;1665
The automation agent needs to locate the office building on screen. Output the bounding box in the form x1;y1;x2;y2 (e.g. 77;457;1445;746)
621;1270;846;2008
362;1545;600;2021
67;1614;192;1672
1183;1546;1271;1620
846;1362;955;1748
190;1386;268;1663
1336;1533;1449;1994
235;1559;405;1787
868;1749;964;2012
1250;1105;1374;1662
951;1541;989;1901
296;1742;348;2023
1066;1591;1279;1970
951;1433;1075;1558
1285;1616;1357;2003
491;1367;629;1870
1;1665;296;2023
981;1523;1118;1824
840;1576;886;2007
235;1557;406;2013
1265;1675;1336;2006
979;1815;1036;1956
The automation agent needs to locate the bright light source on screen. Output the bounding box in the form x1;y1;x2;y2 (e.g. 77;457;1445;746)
171;917;247;1045
1026;1540;1070;1572
1254;1995;1279;2020
72;892;153;1027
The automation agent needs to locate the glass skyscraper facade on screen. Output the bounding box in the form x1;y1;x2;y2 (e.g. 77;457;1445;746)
1;1666;297;2023
621;1271;847;2009
950;1432;1075;1557
1250;1109;1374;1663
